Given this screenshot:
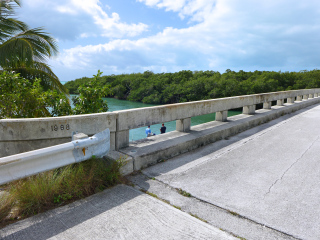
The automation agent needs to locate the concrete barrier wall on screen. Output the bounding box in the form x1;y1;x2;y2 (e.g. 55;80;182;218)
1;89;320;157
0;112;116;157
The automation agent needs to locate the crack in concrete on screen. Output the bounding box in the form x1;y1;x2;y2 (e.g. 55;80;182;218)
264;136;319;197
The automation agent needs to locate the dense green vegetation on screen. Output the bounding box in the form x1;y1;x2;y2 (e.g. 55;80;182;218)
0;70;109;118
65;69;320;104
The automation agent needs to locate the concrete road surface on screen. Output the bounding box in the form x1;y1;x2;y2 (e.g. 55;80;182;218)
138;104;320;240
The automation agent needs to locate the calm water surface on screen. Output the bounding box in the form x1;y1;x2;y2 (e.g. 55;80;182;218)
104;98;241;141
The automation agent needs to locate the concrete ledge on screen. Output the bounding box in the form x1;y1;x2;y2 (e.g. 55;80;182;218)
118;98;320;173
106;150;134;176
0;112;117;157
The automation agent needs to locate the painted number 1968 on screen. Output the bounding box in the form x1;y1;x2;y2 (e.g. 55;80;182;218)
51;124;70;131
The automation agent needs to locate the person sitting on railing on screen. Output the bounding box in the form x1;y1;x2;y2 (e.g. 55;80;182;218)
146;126;152;137
146;125;156;137
160;123;166;134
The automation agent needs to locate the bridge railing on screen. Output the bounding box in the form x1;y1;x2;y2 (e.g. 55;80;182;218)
113;89;320;149
1;89;320;157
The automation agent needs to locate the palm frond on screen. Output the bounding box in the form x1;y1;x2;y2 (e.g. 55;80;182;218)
0;18;26;41
12;62;68;95
0;27;58;67
0;0;64;94
0;0;21;16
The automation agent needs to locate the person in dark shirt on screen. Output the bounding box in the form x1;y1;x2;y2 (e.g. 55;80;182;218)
160;123;166;134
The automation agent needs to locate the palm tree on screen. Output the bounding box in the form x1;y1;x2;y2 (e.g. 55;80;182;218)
0;0;67;94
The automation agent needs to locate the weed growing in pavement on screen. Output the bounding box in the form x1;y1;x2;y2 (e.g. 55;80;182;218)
146;191;158;198
189;213;208;223
228;210;240;216
172;205;182;210
177;188;192;197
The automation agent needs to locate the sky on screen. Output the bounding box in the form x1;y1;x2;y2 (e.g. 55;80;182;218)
16;0;320;82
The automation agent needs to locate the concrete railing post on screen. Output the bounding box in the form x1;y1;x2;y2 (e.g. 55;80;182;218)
215;111;228;122
176;118;191;132
315;93;318;98
277;99;284;106
110;132;116;150
263;102;271;109
296;95;302;101
115;130;129;150
303;95;309;100
243;105;255;115
287;97;295;104
309;94;314;99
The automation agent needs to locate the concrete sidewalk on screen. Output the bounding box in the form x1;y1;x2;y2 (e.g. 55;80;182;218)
0;185;235;240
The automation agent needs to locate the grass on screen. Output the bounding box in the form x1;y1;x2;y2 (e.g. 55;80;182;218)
228;210;240;216
0;157;124;228
145;191;158;198
189;213;208;223
0;192;14;221
177;188;192;197
172;205;181;210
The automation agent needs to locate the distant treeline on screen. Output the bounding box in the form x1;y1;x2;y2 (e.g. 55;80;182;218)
64;69;320;104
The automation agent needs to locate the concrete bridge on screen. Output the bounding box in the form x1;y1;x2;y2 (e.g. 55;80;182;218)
1;90;320;239
1;89;320;167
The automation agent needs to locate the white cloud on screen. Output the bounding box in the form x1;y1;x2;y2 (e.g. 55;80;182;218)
137;0;216;22
62;0;149;38
51;0;320;80
137;0;186;12
21;0;148;40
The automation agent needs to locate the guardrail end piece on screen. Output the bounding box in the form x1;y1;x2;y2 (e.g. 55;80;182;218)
72;133;88;141
72;129;110;163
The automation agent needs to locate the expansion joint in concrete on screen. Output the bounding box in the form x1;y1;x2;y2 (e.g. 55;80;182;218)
134;173;302;240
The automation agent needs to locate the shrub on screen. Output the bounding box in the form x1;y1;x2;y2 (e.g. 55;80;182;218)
0;157;124;225
0;70;109;119
72;70;109;114
0;192;14;222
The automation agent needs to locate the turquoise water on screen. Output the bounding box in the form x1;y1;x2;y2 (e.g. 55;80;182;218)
103;98;241;141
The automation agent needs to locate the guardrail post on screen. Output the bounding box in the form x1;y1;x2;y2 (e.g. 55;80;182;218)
303;95;309;100
309;94;314;98
263;102;271;109
215;111;228;122
287;97;295;104
115;130;129;150
315;93;318;98
176;118;191;132
277;99;284;106
296;95;302;101
243;105;255;115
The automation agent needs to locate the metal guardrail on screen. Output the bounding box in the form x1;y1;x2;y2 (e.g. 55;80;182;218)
0;128;110;185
